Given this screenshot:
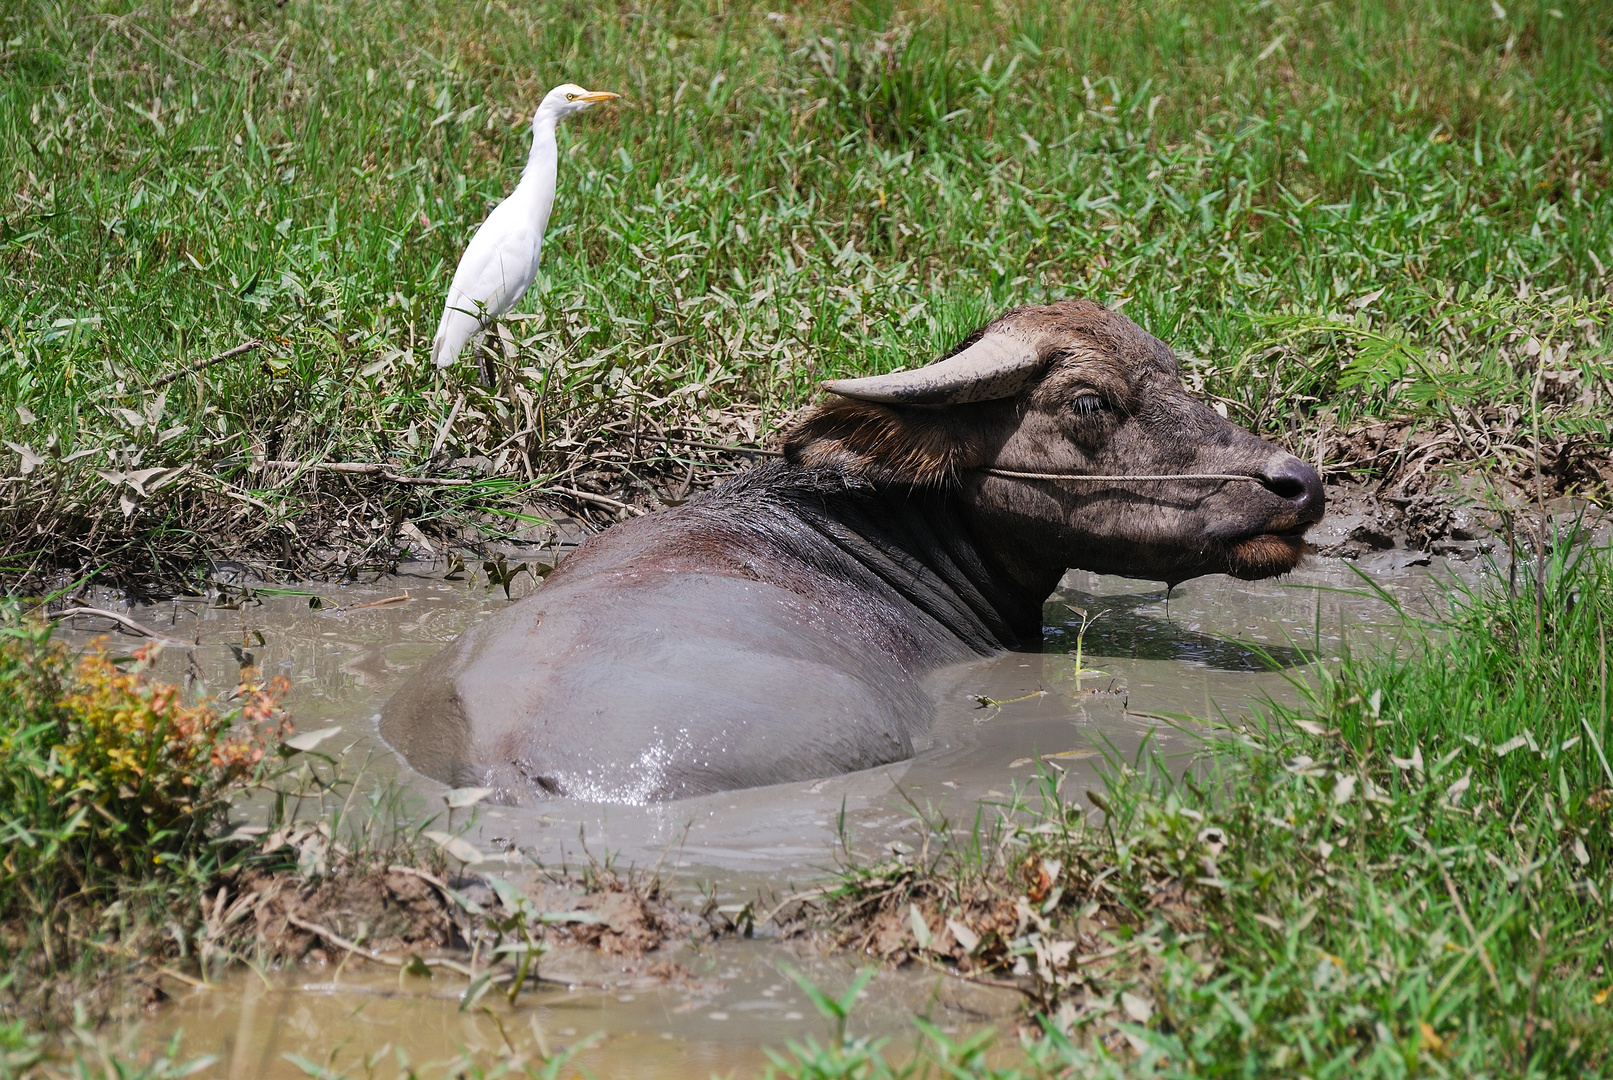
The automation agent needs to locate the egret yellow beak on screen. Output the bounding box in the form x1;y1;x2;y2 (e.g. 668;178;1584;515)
576;91;620;104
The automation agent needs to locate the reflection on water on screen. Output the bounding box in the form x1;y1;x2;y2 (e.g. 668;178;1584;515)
1044;585;1315;672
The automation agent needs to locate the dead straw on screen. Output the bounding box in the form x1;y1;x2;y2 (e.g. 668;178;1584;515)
147;339;263;390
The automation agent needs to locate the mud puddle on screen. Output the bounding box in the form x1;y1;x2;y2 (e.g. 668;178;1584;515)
59;553;1487;1075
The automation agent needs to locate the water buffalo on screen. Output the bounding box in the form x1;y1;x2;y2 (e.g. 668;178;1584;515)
380;299;1323;803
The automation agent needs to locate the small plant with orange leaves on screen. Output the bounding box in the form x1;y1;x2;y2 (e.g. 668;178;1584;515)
0;614;290;916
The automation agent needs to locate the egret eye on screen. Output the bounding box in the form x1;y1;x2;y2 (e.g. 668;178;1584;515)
565;93;578;101
1071;394;1107;417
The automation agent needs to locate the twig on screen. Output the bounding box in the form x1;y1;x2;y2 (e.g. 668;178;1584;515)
50;606;189;647
1075;941;1133;965
386;863;469;915
198;474;280;517
387;864;451;889
148;339;262;390
87;939;142;960
293;982;469;1001
485;427;537;455
285;913;610;990
343;593;411;611
260;461;476;487
548;486;646;516
154;966;208;989
912;954;1037;999
757;887;831;928
431;394;465;460
285;913;476;976
659;436;783;458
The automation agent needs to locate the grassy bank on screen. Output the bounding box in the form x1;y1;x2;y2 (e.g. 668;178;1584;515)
2;0;1610;588
779;534;1613;1077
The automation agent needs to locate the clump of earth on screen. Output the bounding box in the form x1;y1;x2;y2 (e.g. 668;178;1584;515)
1308;480;1608;565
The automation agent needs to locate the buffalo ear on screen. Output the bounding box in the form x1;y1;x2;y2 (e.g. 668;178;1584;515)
782;398;967;486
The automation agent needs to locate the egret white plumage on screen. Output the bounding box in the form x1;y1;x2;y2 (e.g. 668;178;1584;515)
431;83;619;378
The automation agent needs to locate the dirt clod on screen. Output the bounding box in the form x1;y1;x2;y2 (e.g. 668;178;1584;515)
231;867;461;959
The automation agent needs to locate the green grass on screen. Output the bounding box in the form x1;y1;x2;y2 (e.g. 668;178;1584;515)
799;532;1613;1078
1;0;1610;584
3;0;1613;1063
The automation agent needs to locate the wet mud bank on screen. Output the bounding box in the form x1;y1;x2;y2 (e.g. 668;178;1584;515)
1311;481;1609;562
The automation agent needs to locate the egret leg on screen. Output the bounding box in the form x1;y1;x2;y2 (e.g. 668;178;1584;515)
476;338;496;388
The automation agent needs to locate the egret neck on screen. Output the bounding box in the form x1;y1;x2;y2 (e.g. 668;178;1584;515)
519;111;561;271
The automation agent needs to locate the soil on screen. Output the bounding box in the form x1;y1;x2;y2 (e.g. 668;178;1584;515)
1;858;722;1029
1310;481;1612;563
789;852;1195;1041
225;863;717;975
230;866;464;960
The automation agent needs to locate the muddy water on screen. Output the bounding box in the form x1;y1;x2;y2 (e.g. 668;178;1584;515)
132;942;1017;1080
66;552;1482;1077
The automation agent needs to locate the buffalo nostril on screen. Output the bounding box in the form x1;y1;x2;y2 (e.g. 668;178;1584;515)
1260;458;1325;520
1266;476;1306;499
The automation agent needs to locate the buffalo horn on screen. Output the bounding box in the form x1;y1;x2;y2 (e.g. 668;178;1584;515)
821;331;1044;405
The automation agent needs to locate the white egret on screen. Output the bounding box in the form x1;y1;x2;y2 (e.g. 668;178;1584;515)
431;83;619;379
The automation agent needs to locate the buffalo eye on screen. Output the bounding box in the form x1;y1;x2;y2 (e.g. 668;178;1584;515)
1070;393;1107;417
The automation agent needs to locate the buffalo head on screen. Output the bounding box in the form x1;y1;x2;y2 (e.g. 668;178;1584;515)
784;299;1324;591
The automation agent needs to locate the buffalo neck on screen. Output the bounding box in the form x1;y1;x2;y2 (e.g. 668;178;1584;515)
700;462;1046;657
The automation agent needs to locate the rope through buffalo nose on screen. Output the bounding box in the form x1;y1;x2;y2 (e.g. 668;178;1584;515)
984;468;1264;483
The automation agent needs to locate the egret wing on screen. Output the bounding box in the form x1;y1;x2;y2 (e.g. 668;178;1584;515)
447;207;540;321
